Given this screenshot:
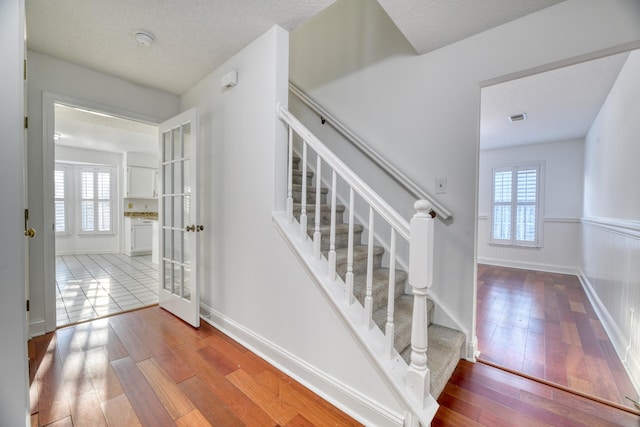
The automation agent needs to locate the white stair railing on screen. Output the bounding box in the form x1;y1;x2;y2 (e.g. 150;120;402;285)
278;103;436;425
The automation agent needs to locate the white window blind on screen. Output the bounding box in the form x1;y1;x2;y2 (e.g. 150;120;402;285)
80;167;114;233
491;163;543;246
54;166;68;233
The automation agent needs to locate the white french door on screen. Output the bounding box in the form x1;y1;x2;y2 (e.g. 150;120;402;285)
158;108;200;327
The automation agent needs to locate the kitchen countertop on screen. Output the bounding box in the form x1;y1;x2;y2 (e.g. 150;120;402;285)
124;211;158;220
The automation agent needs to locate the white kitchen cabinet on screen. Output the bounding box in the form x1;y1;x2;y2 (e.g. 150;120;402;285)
125;166;158;199
124;217;154;255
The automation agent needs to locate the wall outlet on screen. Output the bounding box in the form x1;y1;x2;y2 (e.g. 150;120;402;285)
436;177;447;194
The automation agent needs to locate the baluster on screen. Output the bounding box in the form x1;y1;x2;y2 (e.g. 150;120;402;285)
328;170;337;280
286;126;293;223
300;141;308;241
313;155;322;259
385;228;396;359
406;200;434;405
345;188;355;304
364;206;374;328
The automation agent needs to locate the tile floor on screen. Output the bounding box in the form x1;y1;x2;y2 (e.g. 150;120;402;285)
55;253;159;327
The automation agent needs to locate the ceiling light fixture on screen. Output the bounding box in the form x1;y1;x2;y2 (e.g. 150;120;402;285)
508;113;527;123
133;30;155;47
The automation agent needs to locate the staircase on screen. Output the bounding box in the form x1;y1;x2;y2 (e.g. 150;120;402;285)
291;155;465;400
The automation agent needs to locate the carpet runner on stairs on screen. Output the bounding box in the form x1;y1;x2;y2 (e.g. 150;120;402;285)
291;156;465;399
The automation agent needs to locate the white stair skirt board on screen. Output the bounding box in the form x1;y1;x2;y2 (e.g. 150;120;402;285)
199;303;405;427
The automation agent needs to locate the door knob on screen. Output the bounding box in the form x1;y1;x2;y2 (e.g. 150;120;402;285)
25;228;36;238
185;225;196;232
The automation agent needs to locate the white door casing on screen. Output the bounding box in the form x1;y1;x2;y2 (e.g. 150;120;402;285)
158;108;200;327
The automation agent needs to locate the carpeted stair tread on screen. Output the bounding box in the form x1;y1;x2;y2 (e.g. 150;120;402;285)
372;294;414;352
307;222;363;235
334;245;384;264
293;203;346;213
353;268;407;312
292;183;328;194
425;324;465;399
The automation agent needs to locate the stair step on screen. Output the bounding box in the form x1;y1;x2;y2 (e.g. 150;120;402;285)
334;245;384;278
291;169;314;179
292;184;327;204
423;325;466;399
373;297;435;355
306;223;363;251
353;268;407;313
293;203;345;225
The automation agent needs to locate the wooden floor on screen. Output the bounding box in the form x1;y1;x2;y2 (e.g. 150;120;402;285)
476;264;639;410
433;360;640;426
29;306;361;427
29;303;640;427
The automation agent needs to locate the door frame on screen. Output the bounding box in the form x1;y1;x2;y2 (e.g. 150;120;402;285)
41;92;161;333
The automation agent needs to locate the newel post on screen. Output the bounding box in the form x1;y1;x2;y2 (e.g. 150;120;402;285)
406;200;434;406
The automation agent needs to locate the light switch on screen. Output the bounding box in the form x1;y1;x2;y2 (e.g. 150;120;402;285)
436;177;447;194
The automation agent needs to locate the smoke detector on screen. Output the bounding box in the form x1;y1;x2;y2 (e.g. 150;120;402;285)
133;30;155;47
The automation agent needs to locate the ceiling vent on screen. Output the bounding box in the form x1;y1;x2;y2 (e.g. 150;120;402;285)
508;113;527;123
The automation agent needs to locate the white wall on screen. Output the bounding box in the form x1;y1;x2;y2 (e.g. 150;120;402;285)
477;139;583;273
27;51;180;334
1;0;30;424
180;25;403;424
55;145;123;255
582;49;640;392
290;0;640;351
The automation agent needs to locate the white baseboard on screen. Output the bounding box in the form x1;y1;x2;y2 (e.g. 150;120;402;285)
199;303;404;427
29;319;46;338
477;257;580;276
577;271;640;396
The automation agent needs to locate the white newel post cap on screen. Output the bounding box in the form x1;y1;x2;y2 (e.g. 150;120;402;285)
413;200;432;217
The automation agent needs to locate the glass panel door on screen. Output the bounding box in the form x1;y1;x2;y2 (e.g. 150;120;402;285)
158;108;199;327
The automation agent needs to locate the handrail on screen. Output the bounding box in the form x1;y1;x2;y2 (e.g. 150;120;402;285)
278;103;410;240
289;82;452;221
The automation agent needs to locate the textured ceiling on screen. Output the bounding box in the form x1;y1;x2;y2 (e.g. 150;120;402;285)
26;0;336;95
480;52;630;151
377;0;565;54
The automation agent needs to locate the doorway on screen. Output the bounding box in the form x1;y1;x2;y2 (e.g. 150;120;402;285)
475;50;640;411
49;100;160;328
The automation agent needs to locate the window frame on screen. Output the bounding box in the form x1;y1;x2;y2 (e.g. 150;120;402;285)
489;161;545;248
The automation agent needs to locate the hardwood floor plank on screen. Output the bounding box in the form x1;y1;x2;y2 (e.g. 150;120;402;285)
68;389;108;427
137;358;194;420
108;317;152;362
36;334;71;426
285;414;315;427
153;349;195;384
432;406;484;427
110;356;175;426
84;348;124;403
175;409;213;427
43;416;74;427
102;325;129;361
101;394;142;427
171;343;278;427
226;368;299;425
255;370;363;427
178;376;244;427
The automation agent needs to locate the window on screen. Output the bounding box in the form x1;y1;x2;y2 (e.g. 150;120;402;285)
54;165;69;234
490;163;543;247
79;167;114;233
